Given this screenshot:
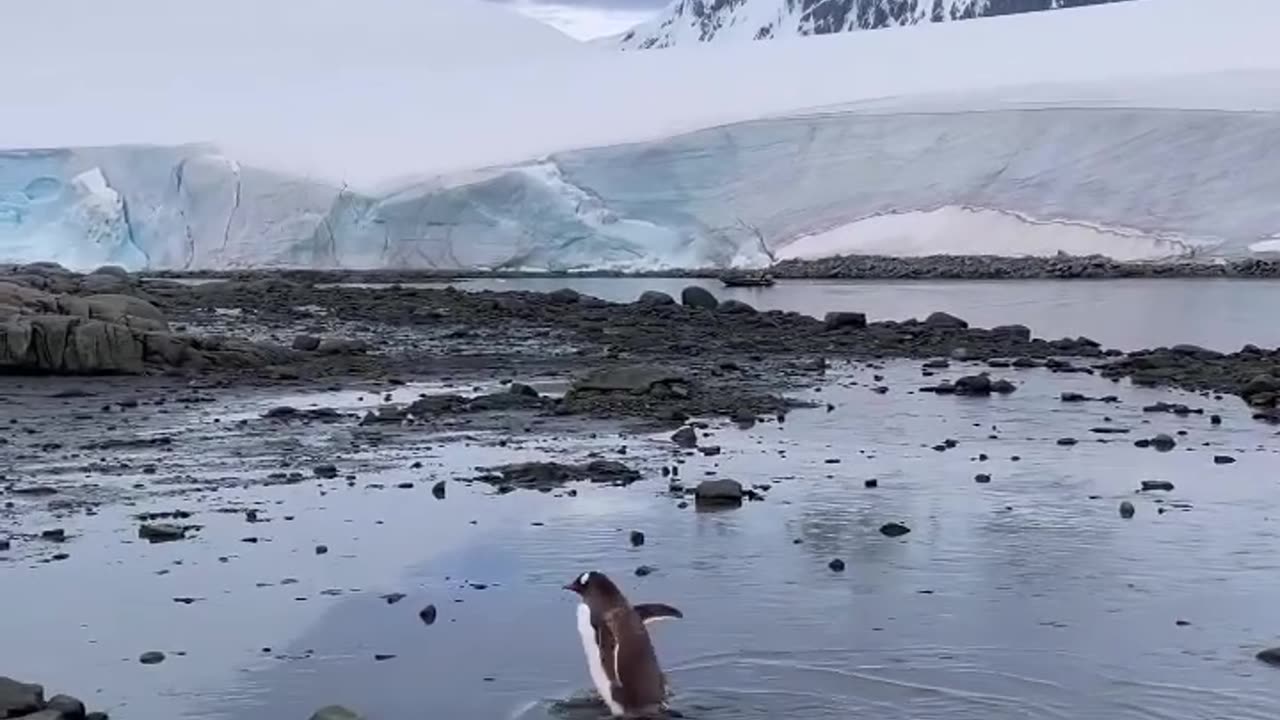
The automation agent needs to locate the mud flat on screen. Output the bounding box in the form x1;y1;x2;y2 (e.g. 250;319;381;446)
4;262;1280;719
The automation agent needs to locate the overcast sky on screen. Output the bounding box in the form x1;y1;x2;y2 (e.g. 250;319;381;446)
492;0;666;40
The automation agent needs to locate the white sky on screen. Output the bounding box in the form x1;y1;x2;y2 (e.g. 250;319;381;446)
507;1;658;39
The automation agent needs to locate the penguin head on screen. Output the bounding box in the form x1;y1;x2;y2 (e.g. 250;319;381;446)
563;570;619;600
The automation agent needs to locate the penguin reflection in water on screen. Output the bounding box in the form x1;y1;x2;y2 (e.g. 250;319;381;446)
564;571;684;718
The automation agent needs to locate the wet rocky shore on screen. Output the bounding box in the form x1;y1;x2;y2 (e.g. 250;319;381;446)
6;261;1280;717
5;261;1280;412
139;253;1280;284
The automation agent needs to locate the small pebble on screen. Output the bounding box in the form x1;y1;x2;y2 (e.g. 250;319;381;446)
419;604;438;626
828;558;846;572
139;651;166;665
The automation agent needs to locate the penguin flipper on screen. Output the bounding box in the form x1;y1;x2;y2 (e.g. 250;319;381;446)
634;603;683;623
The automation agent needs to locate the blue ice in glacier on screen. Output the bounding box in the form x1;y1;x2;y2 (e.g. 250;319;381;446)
0;152;147;270
8;99;1280;273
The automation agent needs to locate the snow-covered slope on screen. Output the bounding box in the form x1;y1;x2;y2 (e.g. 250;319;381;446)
614;0;1129;50
5;0;1280;270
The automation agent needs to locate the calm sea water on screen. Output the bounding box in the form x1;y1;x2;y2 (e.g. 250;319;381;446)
435;278;1280;353
3;362;1278;719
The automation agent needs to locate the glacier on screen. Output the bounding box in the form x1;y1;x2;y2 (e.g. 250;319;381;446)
5;0;1280;270
7;98;1280;271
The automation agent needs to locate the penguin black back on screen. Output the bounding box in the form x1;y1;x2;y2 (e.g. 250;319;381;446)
564;571;683;717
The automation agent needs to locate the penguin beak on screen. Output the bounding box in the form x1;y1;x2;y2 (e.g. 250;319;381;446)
562;583;581;594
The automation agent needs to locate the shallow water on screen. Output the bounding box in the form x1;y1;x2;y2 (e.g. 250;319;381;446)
4;362;1279;719
440;277;1280;353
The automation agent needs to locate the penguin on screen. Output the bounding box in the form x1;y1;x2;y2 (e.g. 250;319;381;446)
563;570;683;718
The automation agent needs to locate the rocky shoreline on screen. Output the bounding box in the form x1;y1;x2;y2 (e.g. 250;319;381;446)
6;261;1280;716
136;253;1280;284
3;262;1280;417
768;253;1280;280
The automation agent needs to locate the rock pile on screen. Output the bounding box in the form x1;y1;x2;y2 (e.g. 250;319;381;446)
0;676;107;719
0;263;295;375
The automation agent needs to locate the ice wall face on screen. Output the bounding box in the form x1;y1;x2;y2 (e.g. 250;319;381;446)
616;0;1130;49
6;102;1280;271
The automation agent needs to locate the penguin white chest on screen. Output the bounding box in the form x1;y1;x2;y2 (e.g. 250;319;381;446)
576;603;624;716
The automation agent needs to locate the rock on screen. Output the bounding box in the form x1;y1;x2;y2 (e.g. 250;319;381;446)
1213;455;1237;465
827;558;846;572
671;426;698;448
864;479;878;488
879;522;911;538
0;676;44;717
1061;392;1088;402
46;694;86;720
637;290;675;307
139;651;166;665
1257;648;1280;667
79;272;131;295
974;473;991;484
1119;501;1135;518
292;335;321;351
634;565;655;577
315;545;329;555
573;366;687;394
629;530;646;547
548;288;582;304
1241;374;1280;399
313;463;339;479
316;338;368;355
694;479;744;506
310;706;364;720
138;524;186;543
680;286;719;310
1150;434;1177;451
991;324;1032;340
924;311;968;329
419;604;438;626
1056;437;1078;446
718;299;757;315
1;315;146;373
990;379;1017;394
1141;480;1175;492
1210;414;1223;425
507;383;540;398
953;374;992;396
431;480;447;499
823;312;867;331
470;461;641;491
0;539;9;551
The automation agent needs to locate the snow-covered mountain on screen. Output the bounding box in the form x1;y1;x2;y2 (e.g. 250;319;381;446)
5;0;1280;271
616;0;1131;50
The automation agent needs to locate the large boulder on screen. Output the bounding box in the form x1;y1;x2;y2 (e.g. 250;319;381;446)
82;294;168;332
924;311;969;329
573;366;688;394
637;290;676;307
0;676;44;717
824;311;867;331
0;315;147;373
680;286;719;310
79;271;132;295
